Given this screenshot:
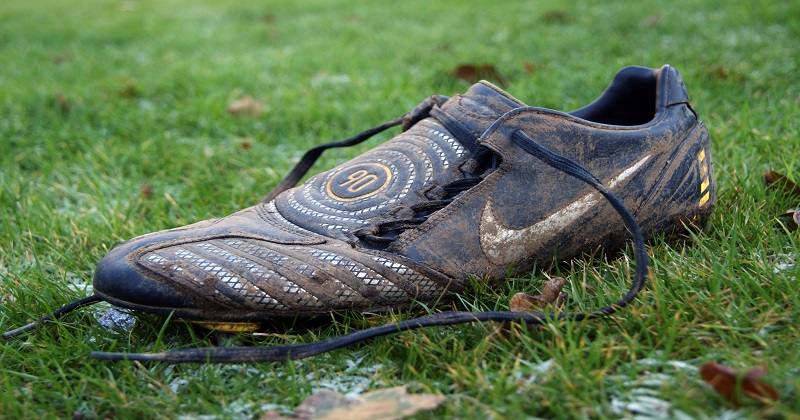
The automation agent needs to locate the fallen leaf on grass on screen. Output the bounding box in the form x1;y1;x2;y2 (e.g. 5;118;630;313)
493;277;567;339
640;14;661;28
261;386;445;420
700;362;779;406
54;88;71;114
139;183;153;199
777;209;800;230
228;95;264;116
510;277;568;312
765;170;800;230
704;64;746;82
449;64;509;87
118;80;139;98
522;62;539;74
765;170;800;198
540;10;571;24
51;54;72;64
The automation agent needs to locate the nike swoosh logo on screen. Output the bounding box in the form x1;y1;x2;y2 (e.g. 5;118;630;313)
480;155;651;265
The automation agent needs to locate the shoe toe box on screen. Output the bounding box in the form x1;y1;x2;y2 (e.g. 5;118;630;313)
90;204;327;318
93;237;199;313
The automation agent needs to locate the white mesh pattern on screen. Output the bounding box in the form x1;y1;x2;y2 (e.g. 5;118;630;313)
427;126;466;158
167;248;223;304
166;248;279;309
263;201;318;234
222;239;289;266
195;242;287;310
287;194;365;224
409;133;450;169
372;256;443;297
308;250;409;302
144;253;179;271
290;247;362;304
221;240;326;309
142;241;331;310
392;140;434;185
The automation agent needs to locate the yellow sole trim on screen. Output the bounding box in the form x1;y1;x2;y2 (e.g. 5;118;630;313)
699;191;710;207
190;321;261;333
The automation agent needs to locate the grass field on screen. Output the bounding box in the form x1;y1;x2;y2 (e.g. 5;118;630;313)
2;0;799;417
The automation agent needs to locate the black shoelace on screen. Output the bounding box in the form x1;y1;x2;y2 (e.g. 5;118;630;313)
3;96;649;364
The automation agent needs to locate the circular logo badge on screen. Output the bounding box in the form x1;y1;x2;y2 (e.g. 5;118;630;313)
326;163;392;202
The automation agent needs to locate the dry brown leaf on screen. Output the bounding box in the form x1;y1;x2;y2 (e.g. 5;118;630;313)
522;62;539;74
700;362;779;406
228;95;264;116
509;277;567;312
704;64;745;82
765;170;800;198
777;209;800;230
493;277;567;339
139;183;153;199
51;54;72;64
118;80;139;98
54;88;71;114
449;64;509;87
262;386;446;420
640;14;661;28
541;10;571;24
766;170;800;230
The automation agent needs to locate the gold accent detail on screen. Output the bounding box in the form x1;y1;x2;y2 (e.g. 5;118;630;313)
326;163;392;202
700;178;710;193
697;148;711;207
190;321;261;333
699;191;710;207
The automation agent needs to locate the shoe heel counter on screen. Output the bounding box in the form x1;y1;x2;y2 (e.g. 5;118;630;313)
637;123;716;234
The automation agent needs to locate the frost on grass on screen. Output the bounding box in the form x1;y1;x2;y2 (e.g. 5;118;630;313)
165;363;296;417
0;262;14;305
165;350;388;418
606;358;769;418
299;351;387;396
770;252;796;275
515;359;556;386
310;73;351;88
95;306;136;332
175;399;256;420
607;358;698;419
65;270;93;295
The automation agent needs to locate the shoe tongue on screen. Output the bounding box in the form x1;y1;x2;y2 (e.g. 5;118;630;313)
270;81;526;241
438;81;526;133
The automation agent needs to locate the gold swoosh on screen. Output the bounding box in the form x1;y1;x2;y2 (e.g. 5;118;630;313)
480;155;651;265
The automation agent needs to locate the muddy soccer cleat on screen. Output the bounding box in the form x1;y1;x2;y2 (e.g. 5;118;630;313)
5;65;715;362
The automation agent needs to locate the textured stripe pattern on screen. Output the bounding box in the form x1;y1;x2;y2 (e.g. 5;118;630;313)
138;237;447;314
